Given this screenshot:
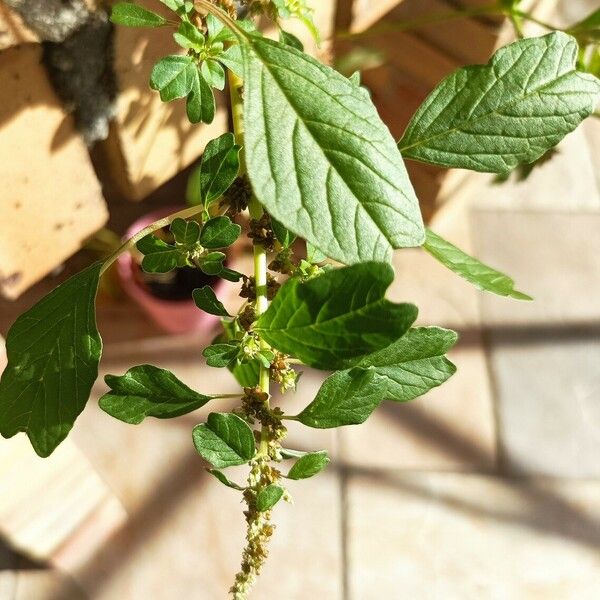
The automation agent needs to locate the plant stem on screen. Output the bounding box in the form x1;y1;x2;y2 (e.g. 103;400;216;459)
99;205;204;277
228;66;275;600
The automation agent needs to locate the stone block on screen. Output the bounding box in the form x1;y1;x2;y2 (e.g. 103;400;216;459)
0;44;108;299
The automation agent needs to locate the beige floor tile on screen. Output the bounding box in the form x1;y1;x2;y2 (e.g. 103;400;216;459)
14;571;85;600
347;472;600;600
473;211;600;327
339;337;496;472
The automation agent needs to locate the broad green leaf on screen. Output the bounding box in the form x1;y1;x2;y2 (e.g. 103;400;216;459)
256;484;284;512
242;36;424;265
99;365;212;424
297;368;380;428
352;327;458;401
256;263;417;369
193;286;231;317
203;343;239;368
271;217;297;248
208;469;246;490
171;218;200;247
192;412;256;468
231;360;260;387
424;229;532;300
287;451;330;480
199;133;241;206
200;216;241;249
150;55;196;102
0;263;102;457
187;68;216;124
207;13;234;42
201;59;226;91
398;33;600;173
306;241;326;263
298;327;458;428
111;3;167;28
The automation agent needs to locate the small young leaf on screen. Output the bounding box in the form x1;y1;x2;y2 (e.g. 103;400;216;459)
207;13;233;42
174;22;205;51
199;251;226;276
171;218;200;247
256;262;418;369
306;241;327;263
219;45;244;78
140;240;188;273
243;36;424;265
100;365;212;424
398;33;600;173
193;286;231;317
0;263;103;457
279;30;304;51
271;217;297;248
200;216;241;249
199;133;241;206
201;59;226;91
111;3;167;28
256;484;285;512
424;230;532;300
150;55;196;102
203;343;239;368
192;413;256;468
160;0;183;11
220;268;243;282
187;68;216;124
208;469;246;491
287;451;330;480
280;448;309;459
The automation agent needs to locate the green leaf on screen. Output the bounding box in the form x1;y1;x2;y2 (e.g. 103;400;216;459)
193;413;256;468
398;33;600;173
203;343;239;368
201;59;226;91
99;365;212;424
160;0;183;11
352;326;458;401
174;21;205;51
200;216;241;249
256;484;285;512
306;241;327;263
243;36;424;265
199;133;241;206
220;268;243;282
208;469;246;491
279;29;304;51
424;229;532;300
256;262;417;369
139;237;188;273
207;13;234;42
111;3;167;28
193;286;231;317
171;218;200;247
199;251;226;276
150;55;196;102
297;368;380;429
230;360;260;387
271;217;297;248
219;45;244;78
0;263;102;457
298;327;458;428
287;451;329;480
187;68;216;124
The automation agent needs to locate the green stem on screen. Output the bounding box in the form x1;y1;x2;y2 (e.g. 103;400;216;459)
513;9;561;32
99;205;204;277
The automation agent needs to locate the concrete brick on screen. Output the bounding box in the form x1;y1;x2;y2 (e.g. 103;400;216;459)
103;0;228;200
347;472;600;599
0;44;108;299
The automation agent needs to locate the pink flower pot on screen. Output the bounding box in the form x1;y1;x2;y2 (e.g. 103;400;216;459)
116;207;227;335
